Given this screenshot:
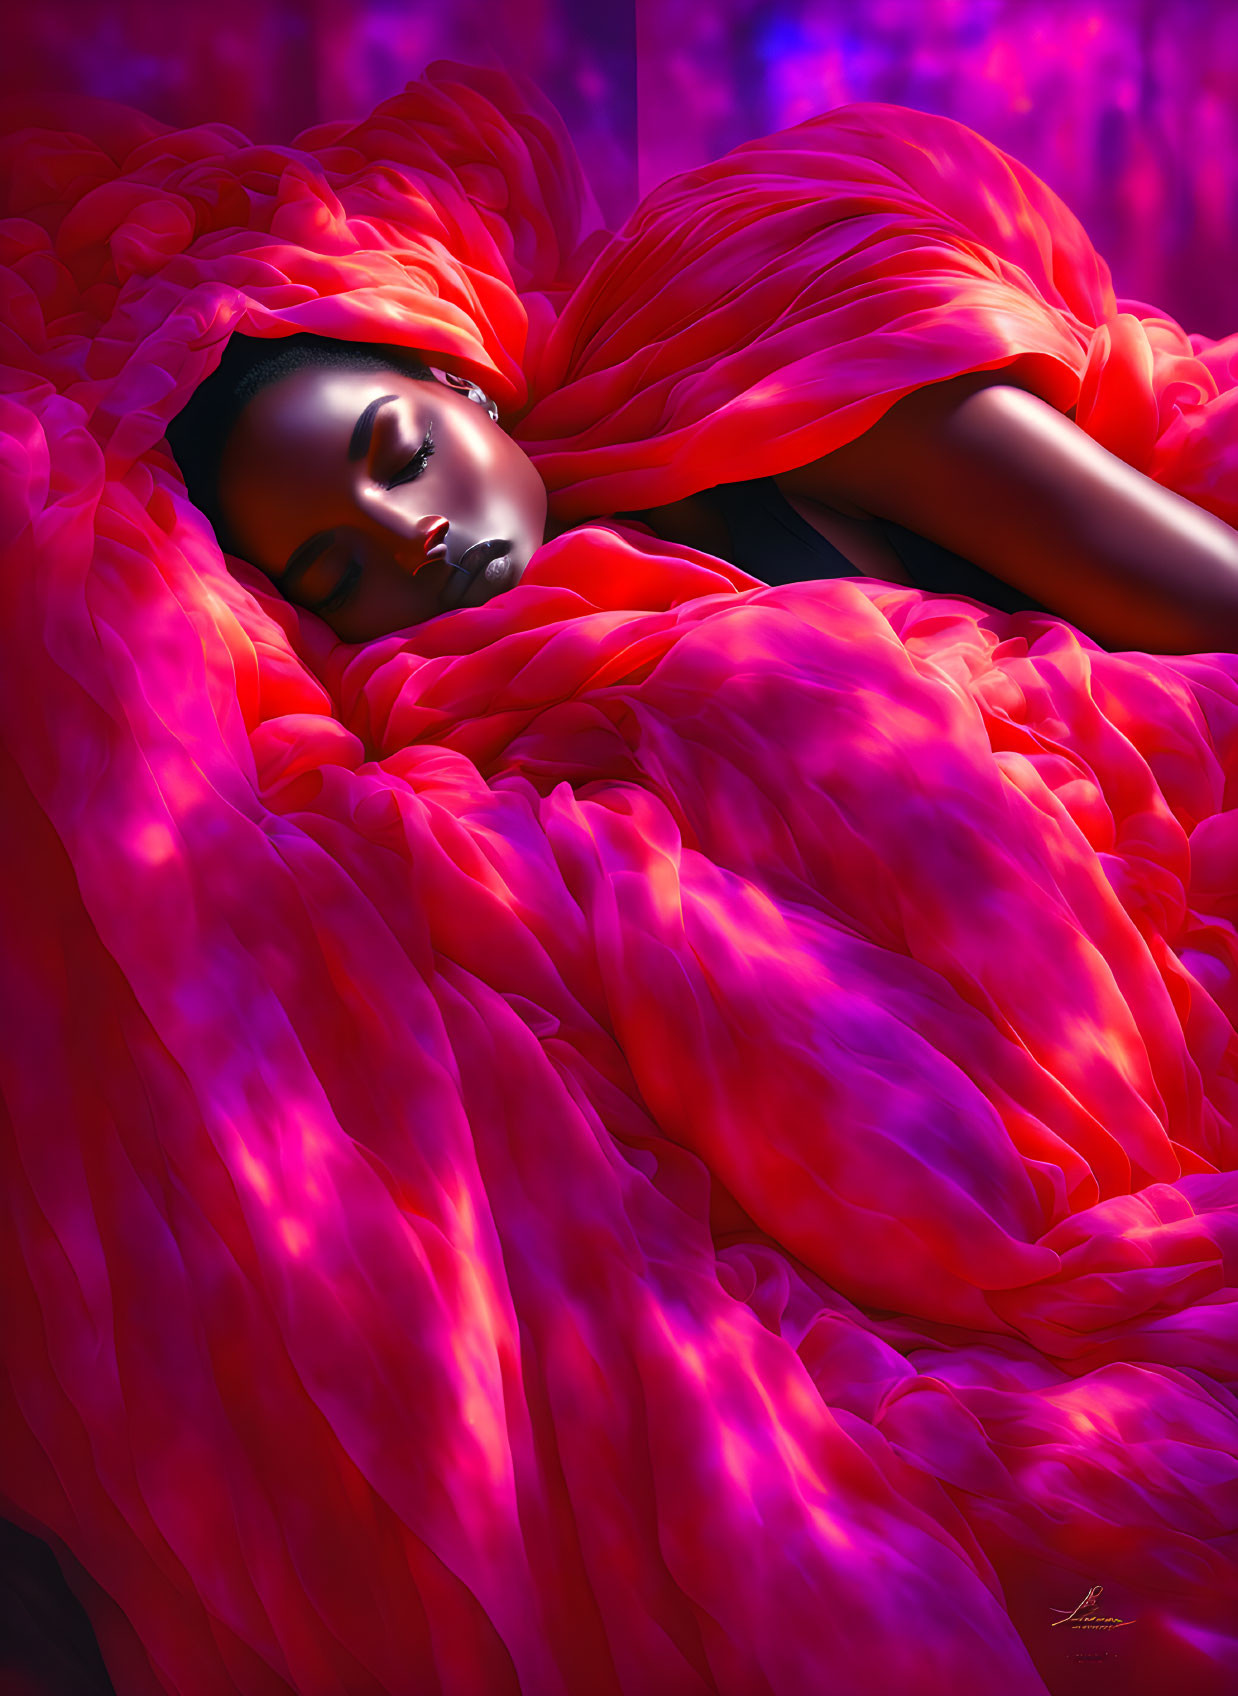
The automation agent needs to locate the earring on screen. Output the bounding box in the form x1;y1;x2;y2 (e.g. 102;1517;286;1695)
427;366;500;423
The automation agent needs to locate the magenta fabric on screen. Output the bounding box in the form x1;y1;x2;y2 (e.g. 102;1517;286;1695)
2;61;1238;1696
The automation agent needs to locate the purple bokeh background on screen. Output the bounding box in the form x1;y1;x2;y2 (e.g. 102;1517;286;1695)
7;1;1238;336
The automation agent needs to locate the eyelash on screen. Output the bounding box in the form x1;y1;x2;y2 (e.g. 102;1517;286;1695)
315;558;361;613
385;425;435;488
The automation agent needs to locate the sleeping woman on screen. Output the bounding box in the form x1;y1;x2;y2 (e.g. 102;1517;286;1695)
168;329;1238;656
10;64;1238;1696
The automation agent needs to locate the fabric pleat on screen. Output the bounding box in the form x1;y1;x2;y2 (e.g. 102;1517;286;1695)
2;61;1238;1696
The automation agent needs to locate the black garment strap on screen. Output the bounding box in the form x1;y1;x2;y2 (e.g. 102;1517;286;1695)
871;517;1053;615
696;477;1054;616
692;477;857;585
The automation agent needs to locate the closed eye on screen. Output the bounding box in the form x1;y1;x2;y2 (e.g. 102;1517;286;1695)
310;558;362;613
385;425;435;488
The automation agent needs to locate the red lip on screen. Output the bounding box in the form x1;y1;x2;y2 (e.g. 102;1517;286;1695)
409;523;451;578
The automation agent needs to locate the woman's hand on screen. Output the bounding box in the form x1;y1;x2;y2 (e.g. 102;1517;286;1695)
775;371;1238;653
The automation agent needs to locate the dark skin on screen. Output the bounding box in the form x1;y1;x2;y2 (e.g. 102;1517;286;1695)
216;366;549;642
217;363;1238;654
783;370;1238;654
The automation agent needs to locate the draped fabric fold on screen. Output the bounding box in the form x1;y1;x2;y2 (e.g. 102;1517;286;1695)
2;61;1238;1696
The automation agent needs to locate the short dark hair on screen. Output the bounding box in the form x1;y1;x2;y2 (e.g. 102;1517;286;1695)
165;331;440;552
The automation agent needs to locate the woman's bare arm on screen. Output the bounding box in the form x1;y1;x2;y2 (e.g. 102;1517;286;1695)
775;372;1238;653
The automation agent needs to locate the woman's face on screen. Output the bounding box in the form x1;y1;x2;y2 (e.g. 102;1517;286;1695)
215;365;548;640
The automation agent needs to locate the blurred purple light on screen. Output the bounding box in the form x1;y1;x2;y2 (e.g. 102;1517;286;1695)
6;0;1237;335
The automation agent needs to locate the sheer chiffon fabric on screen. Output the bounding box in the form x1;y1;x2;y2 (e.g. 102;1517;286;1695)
2;62;1237;1696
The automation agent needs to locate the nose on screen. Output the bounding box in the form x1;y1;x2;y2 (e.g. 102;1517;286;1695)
394;514;451;578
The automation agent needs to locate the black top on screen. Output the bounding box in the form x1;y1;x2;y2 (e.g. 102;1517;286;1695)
690;477;1052;616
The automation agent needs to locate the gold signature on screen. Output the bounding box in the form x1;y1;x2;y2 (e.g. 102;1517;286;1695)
1050;1584;1135;1630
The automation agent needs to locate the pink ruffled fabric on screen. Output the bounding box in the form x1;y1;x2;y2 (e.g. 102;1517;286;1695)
2;62;1238;1696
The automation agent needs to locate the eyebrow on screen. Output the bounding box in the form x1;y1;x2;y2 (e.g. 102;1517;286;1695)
277;393;400;585
349;393;398;461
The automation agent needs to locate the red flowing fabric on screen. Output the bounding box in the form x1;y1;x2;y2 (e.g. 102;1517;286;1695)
2;61;1237;1696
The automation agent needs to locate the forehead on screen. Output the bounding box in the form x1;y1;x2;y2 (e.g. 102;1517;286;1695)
214;368;419;565
215;368;446;543
228;366;430;463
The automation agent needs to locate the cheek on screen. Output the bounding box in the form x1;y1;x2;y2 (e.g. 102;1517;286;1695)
458;435;545;538
503;444;548;534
